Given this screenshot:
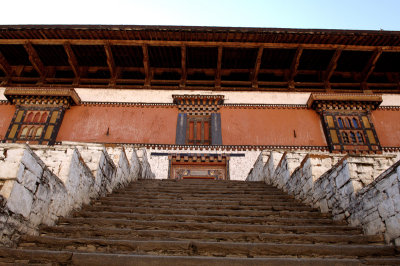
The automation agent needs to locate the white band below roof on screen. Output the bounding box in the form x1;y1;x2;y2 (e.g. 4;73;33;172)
1;87;400;106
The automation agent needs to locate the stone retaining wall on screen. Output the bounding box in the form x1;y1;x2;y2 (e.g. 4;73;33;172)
248;149;400;245
0;142;150;246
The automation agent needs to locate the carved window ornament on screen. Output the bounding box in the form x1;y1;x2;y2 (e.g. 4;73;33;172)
307;93;382;153
174;95;223;145
3;88;81;145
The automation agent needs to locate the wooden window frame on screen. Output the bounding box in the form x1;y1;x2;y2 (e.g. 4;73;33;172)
322;110;381;153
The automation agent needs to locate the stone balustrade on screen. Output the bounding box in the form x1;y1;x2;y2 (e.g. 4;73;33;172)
248;149;400;245
0;142;153;246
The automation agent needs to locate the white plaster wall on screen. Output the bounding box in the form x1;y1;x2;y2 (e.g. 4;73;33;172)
145;147;261;181
75;88;311;105
0;87;6;100
2;88;400;106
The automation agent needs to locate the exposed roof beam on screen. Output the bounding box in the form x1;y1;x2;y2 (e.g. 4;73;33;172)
142;45;150;87
180;45;186;87
288;46;303;88
215;46;222;89
1;39;400;52
104;42;116;84
0;51;12;76
361;48;383;85
23;41;46;78
63;42;80;81
324;48;343;90
252;47;263;88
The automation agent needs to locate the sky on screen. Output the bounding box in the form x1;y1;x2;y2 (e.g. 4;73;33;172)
1;0;399;31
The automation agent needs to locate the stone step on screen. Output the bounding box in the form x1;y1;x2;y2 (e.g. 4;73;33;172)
84;204;329;219
83;204;320;216
113;190;291;198
0;247;375;266
95;197;311;208
120;188;285;194
72;211;342;226
107;193;296;202
56;217;363;234
19;235;398;258
39;226;384;245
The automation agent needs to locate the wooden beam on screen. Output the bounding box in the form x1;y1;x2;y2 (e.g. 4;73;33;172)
180;45;186;87
1;39;400;52
104;42;116;85
324;48;342;82
252;47;263;88
288;46;303;88
0;51;12;76
23;41;46;78
142;45;150;86
63;42;80;82
361;48;383;84
215;46;222;88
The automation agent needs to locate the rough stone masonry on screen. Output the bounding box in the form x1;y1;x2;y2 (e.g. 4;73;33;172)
247;149;400;245
0;142;154;246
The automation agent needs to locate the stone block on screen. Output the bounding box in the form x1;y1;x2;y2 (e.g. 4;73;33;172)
6;182;33;218
21;150;43;178
378;198;395;220
0;180;15;199
364;217;385;235
21;170;38;193
385;214;400;240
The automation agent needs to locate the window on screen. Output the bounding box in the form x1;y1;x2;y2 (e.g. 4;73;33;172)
186;115;211;145
322;112;381;153
174;95;223;146
5;107;64;145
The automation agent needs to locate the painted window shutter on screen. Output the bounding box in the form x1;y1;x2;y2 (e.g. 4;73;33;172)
211;113;222;145
175;113;187;145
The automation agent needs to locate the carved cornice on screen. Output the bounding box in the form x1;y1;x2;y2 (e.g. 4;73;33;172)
307;93;382;113
4;87;81;107
173;94;224;115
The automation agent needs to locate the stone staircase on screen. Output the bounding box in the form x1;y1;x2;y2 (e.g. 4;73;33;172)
1;179;399;265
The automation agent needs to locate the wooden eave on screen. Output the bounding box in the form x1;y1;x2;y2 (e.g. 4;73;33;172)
307;93;383;109
4;87;81;105
0;25;399;93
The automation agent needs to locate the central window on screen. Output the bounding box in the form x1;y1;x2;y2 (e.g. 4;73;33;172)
186;115;211;145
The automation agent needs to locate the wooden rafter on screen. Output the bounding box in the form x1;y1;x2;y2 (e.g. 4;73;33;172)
361;48;383;84
180;45;186;87
252;47;263;88
23;41;46;78
0;39;400;52
324;48;343;89
0;50;12;76
288;46;303;88
104;42;116;83
142;45;150;86
63;42;80;81
215;46;222;88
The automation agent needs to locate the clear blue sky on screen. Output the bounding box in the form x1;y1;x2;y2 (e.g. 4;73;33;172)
1;0;399;31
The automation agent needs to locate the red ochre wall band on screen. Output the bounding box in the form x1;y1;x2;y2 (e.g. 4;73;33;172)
0;103;399;148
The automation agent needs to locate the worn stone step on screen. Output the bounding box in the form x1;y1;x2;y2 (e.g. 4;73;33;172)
83;204;320;216
73;211;342;226
0;247;372;266
121;188;284;194
112;191;292;199
19;235;398;258
84;205;329;219
39;226;384;245
95;198;311;209
56;217;362;234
